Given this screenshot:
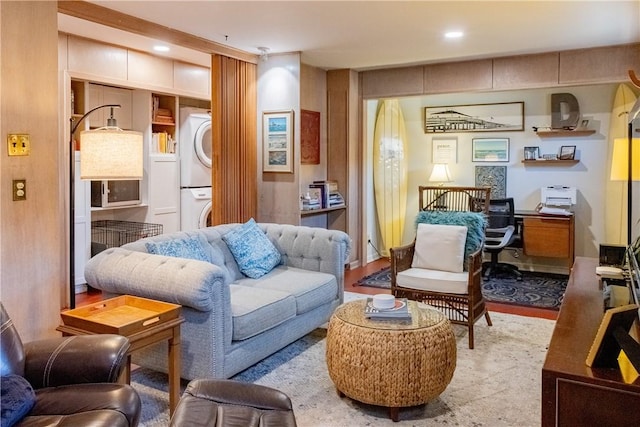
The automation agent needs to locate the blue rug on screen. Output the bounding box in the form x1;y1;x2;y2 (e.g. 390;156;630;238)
356;267;567;309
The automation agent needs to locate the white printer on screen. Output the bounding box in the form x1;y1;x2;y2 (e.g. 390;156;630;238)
538;186;576;215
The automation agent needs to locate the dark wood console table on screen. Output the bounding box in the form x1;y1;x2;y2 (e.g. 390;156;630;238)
541;257;640;426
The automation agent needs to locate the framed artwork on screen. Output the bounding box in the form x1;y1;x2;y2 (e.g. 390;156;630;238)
301;109;320;165
424;101;524;133
472;138;510;162
432;137;457;163
524;146;540;160
263;110;294;173
559;145;576;160
475;166;507;198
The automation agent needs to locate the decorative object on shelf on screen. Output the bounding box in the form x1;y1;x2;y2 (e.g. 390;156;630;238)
472;138;509;162
69;104;144;308
262;110;294;173
551;93;580;130
558;145;576;160
542;153;558;160
424;102;524;133
475;166;506;198
524;146;540;160
432;137;457;163
577;119;590;130
300;109;320;165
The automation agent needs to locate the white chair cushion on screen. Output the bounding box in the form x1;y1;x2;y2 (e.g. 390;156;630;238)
412;223;467;273
397;268;469;294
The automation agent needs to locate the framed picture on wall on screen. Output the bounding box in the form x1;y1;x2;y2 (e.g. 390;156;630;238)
472;138;510;162
424;102;524;133
432;137;457;163
263;110;294;173
301;109;320;165
475;166;507;198
559;145;576;160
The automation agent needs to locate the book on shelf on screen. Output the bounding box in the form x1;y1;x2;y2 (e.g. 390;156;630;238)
308;183;329;208
328;192;345;207
364;297;411;321
313;180;339;193
152;132;176;154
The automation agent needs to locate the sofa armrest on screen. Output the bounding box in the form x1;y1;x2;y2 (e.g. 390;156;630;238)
260;223;351;290
23;335;129;388
84;248;229;312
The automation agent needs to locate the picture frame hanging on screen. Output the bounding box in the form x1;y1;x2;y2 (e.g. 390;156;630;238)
432;137;457;163
300;109;320;165
424;101;524;133
263;110;294;173
475;166;507;198
472;138;510;162
524;146;540;161
559;145;576;160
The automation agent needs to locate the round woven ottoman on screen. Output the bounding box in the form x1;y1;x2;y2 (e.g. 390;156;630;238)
326;299;456;422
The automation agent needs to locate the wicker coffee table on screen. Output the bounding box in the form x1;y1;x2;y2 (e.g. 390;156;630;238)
326;299;456;422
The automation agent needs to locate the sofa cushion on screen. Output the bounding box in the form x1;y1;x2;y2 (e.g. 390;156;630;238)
412;223;467;273
1;375;36;427
234;266;338;315
222;219;282;279
145;235;211;263
229;285;296;341
396;268;469;294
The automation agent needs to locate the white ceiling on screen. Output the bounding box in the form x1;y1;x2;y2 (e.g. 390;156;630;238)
60;1;640;71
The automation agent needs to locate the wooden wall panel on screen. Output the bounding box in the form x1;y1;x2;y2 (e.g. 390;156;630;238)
68;36;127;81
128;50;173;88
424;59;493;94
559;43;640;85
174;61;210;97
1;1;63;340
361;66;424;99
493;52;559;90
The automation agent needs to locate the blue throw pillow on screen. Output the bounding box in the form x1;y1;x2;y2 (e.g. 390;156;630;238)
146;235;211;263
1;375;36;427
415;211;487;260
222;218;281;279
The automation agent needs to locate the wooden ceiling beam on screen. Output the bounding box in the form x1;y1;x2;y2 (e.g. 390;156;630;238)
58;1;258;64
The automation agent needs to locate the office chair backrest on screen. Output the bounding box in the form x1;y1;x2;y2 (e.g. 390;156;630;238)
487;198;515;229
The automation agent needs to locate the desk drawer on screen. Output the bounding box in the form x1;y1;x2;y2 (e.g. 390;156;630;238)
523;217;571;258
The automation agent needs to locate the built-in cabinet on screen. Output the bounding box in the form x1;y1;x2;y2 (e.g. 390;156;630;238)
88;83;133;129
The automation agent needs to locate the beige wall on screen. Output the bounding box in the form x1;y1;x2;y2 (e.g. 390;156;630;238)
1;2;63;341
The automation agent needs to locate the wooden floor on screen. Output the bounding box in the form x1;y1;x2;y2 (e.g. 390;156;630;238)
78;257;557;321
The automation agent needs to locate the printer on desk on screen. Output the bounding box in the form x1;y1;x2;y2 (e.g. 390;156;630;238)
538;186;576;215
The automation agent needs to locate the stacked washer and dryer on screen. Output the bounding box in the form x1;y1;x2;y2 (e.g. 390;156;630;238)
179;107;212;231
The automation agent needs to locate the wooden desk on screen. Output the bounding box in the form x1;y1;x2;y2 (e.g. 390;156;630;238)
514;210;575;270
541;257;640;426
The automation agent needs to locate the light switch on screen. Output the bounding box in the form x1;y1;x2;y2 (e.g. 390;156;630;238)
13;179;26;201
7;134;30;156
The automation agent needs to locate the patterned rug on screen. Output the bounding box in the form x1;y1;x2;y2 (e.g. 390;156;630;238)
356;267;567;309
131;303;554;426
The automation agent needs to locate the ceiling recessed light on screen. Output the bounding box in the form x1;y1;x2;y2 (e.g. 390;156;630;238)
444;31;464;39
153;45;170;52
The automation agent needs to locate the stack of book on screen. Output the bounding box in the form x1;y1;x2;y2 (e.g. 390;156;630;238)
329;192;345;207
364;297;411;321
152;96;175;124
301;193;321;210
310;180;344;208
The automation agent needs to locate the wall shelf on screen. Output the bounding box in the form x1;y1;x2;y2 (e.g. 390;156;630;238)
521;160;579;165
535;129;595;138
300;206;346;217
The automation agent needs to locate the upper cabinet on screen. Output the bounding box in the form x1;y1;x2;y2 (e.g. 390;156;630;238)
88;83;133;129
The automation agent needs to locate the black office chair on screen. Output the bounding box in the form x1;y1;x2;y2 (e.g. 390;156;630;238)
482;198;522;280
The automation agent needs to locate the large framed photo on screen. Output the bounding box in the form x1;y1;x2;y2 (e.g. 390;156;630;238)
263;110;294;173
424;102;524;133
472;138;510;162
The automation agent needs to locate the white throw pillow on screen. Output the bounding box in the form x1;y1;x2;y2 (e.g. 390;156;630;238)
412;223;468;273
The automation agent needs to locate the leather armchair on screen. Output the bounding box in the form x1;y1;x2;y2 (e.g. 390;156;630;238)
0;303;141;427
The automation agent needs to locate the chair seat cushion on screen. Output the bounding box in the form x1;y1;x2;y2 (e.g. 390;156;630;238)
396;268;469;294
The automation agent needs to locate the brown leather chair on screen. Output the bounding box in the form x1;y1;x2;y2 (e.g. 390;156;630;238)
0;302;141;427
170;379;297;427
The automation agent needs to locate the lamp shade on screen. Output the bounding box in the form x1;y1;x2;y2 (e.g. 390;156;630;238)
80;128;144;180
610;138;640;181
429;163;453;183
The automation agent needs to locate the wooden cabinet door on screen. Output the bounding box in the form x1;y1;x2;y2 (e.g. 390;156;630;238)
523;217;571;258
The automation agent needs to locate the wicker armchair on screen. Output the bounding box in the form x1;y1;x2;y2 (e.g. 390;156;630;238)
390;186;492;349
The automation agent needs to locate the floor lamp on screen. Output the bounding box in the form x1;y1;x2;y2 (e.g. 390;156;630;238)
69;104;143;308
611;121;640;245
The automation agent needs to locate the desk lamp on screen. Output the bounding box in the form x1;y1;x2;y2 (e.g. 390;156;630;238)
429;163;453;208
69;105;143;308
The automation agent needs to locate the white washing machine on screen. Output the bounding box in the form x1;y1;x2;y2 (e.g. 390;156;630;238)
180;187;212;231
180;107;212;188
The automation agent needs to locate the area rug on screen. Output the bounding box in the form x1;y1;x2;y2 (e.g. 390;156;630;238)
356;266;568;309
131;305;554;426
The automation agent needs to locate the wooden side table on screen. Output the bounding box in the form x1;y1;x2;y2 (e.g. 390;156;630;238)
57;295;184;416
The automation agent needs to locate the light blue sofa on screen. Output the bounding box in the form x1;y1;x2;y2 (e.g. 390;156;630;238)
84;223;351;380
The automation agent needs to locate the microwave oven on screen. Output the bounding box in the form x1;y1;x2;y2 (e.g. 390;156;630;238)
91;180;141;208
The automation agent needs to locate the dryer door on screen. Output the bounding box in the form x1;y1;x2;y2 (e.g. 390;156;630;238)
194;121;212;168
198;201;213;228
